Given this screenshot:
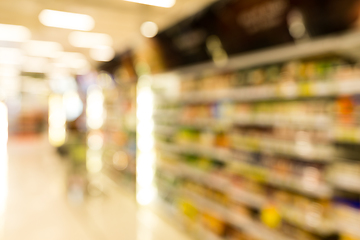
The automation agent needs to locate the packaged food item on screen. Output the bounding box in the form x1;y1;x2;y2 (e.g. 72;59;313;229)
336;97;355;126
265;65;281;84
225;226;260;240
201;212;227;236
215;131;230;148
247;69;266;85
260;203;282;229
179;199;199;221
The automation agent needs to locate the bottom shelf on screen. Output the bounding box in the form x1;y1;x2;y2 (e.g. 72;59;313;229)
151;197;224;240
151;195;297;240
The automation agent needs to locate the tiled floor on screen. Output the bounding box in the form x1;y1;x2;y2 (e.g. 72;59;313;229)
1;135;191;240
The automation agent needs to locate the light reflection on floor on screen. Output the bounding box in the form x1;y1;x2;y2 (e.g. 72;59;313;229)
1;135;191;240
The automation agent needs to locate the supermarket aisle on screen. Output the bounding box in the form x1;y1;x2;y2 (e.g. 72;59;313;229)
2;136;191;240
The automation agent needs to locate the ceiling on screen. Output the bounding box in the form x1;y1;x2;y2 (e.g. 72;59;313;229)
0;0;217;67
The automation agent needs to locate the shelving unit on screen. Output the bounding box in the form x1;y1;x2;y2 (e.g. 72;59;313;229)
101;80;137;192
152;30;360;240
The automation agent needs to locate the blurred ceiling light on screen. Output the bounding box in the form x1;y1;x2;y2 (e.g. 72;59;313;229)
55;52;88;69
90;46;115;62
39;9;94;31
23;40;63;58
49;75;77;94
22;57;49;73
140;21;158;38
0;48;23;65
0;24;31;42
69;31;112;48
124;0;175;8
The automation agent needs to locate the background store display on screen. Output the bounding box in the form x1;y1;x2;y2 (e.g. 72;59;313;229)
7;85;48;136
55;76;88;202
99;52;138;192
152;56;360;240
77;1;360;238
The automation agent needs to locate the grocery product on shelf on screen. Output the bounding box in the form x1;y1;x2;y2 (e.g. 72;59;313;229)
153;57;360;240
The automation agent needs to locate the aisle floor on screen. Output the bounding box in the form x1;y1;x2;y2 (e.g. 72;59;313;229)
1;136;192;240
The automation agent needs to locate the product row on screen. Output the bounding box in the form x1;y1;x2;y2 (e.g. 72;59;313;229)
152;57;360;240
180;59;357;92
154;152;360;240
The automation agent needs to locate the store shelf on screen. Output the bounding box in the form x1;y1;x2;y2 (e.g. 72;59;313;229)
228;186;267;209
152;30;360;240
154;117;232;131
153;109;180;119
229;185;335;236
158;173;335;240
176;79;360;104
157;144;332;199
157;159;334;239
157;141;232;163
155;30;360;78
155;118;359;147
181;187;293;240
334;126;360;144
155;117;333;131
179;85;276;103
181;188;228;218
157;137;333;165
233;114;332;131
153;186;227;240
270;176;332;198
337;220;360;239
155;115;333;132
156;179;228;219
158;160;334;235
179;118;232;130
330;174;360;193
157;159;229;192
232;161;333;198
154;125;178;136
228;212;292;240
195;225;224;240
232;136;334;162
282;210;335;236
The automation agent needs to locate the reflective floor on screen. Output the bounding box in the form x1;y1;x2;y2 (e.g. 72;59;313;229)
1;135;191;240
